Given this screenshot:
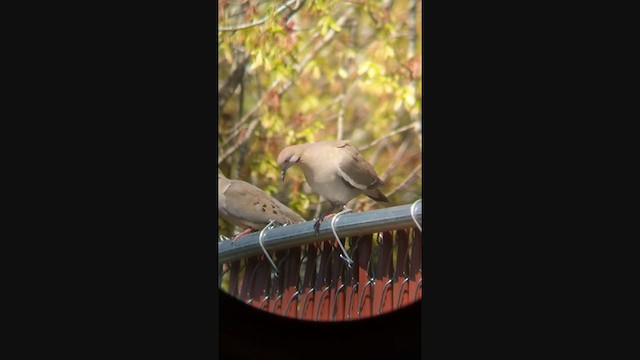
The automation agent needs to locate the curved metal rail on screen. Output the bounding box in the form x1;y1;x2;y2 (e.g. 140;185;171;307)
218;202;422;263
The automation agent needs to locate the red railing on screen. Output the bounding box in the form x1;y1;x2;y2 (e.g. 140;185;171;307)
221;228;422;321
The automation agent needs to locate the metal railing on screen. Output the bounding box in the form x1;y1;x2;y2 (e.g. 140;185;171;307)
218;202;422;263
218;201;423;321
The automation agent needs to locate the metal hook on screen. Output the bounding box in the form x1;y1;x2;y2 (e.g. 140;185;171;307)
414;278;423;301
357;278;375;317
346;283;358;320
410;199;422;232
331;283;346;321
299;288;315;320
275;248;291;270
273;294;284;314
259;220;279;276
330;207;354;268
259;295;271;310
396;277;411;307
377;279;394;315
365;249;376;279
283;290;300;316
315;286;332;321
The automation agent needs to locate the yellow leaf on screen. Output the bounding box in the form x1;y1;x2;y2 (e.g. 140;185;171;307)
261;114;271;128
264;56;272;71
385;45;395;59
250;52;263;71
338;68;348;79
403;92;416;107
219;43;233;64
393;97;403;111
367;66;377;78
403;85;416;107
357;62;370;75
320;24;328;36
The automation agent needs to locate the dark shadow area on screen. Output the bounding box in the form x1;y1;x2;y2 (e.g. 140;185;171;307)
219;290;421;360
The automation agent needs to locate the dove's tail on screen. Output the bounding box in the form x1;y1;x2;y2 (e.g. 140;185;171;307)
364;188;390;203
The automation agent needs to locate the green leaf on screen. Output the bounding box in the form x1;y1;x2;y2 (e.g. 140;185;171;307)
264;184;278;195
251;50;263;71
264;56;272;71
328;19;342;32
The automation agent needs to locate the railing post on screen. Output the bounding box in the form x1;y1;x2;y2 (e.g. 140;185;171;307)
281;247;301;318
313;242;332;321
394;230;411;308
239;256;258;303
269;250;287;314
345;236;360;320
330;246;346;321
374;231;395;315
299;244;318;320
251;258;271;310
357;234;373;319
409;229;422;302
228;260;241;297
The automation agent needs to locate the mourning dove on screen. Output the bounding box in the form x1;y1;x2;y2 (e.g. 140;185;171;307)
218;170;305;242
277;140;390;233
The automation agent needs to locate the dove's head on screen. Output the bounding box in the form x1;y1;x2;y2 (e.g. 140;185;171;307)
277;145;304;181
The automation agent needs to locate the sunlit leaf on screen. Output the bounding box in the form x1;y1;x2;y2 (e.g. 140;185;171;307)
357;61;371;76
252;50;263;70
403;92;416;107
328;18;342;32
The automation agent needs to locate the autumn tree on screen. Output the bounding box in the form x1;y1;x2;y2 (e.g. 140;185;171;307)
218;0;422;237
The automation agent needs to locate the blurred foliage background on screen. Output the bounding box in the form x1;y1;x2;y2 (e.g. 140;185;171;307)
218;0;422;237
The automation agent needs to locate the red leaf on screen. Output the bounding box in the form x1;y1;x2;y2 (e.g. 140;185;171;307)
244;6;256;20
237;127;248;143
291;112;305;128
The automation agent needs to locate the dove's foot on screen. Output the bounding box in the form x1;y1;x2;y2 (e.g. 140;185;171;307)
231;228;254;243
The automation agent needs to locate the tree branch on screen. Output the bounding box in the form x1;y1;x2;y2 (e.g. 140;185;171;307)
408;0;421;149
351;161;419;211
337;19;357;141
218;0;303;32
358;123;416;152
218;53;250;110
218;117;260;164
384;164;421;198
336;93;347;140
407;0;417;59
380;133;412;182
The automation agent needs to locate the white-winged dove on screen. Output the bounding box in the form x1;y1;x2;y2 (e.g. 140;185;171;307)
277;140;389;233
218;170;305;241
